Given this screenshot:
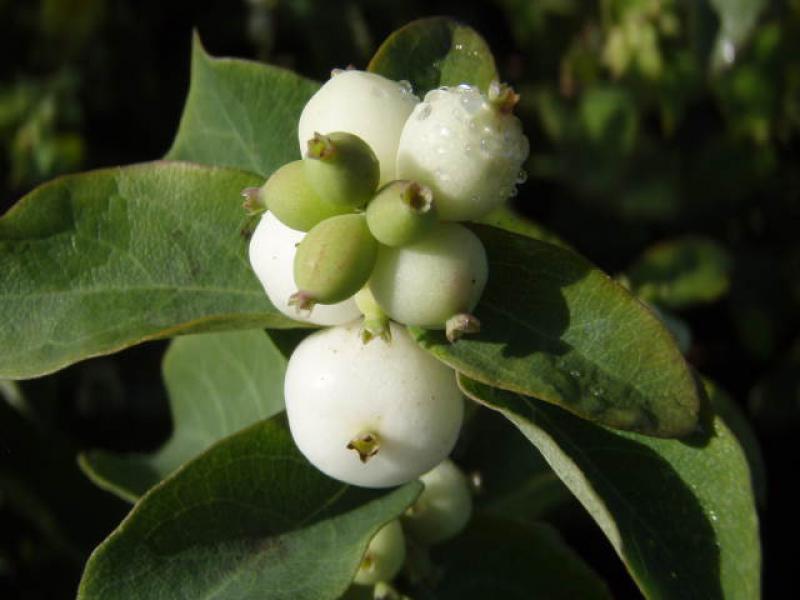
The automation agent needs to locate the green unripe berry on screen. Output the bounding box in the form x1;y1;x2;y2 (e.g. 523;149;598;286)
354;520;406;586
258;160;353;231
369;223;488;330
291;214;378;309
403;459;472;545
304;132;380;209
366;181;437;247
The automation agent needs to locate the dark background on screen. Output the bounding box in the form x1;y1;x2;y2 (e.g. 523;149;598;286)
1;0;798;597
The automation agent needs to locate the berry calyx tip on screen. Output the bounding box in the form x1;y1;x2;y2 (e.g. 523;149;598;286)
241;186;266;215
288;290;317;312
402;182;434;214
347;432;381;463
446;313;482;343
487;80;520;114
306;132;337;161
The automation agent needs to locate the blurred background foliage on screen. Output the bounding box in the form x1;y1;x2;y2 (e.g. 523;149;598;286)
1;0;798;597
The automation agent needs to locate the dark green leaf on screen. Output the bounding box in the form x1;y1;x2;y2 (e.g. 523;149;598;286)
78;415;421;600
368;17;497;96
0;161;301;379
475;204;571;249
415;517;612;600
165;34;320;177
704;378;767;506
80;330;286;502
460;376;760;600
627;236;732;309
411;225;700;437
459;407;572;522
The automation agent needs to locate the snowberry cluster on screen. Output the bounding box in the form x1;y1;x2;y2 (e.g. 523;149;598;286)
248;67;528;486
246;69;527;574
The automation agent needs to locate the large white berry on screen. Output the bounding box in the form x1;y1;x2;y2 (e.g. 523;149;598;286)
284;321;464;488
369;223;488;329
298;70;419;185
403;459;472;545
395;84;529;221
248;211;360;326
353;520;406;586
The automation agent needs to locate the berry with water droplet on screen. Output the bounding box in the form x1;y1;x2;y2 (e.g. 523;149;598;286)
291;214;378;309
298;70;419;185
366;180;437;247
369;223;488;330
396;83;529;221
354;521;406;585
284;321;464;488
255;160;353;231
404;459;472;545
248;212;360;325
304;132;380;209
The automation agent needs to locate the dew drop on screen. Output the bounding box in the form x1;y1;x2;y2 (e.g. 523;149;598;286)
439;125;452;138
570;370;582;378
509;187;518;198
516;169;528;184
454;43;465;51
330;68;344;77
397;79;414;95
590;386;604;397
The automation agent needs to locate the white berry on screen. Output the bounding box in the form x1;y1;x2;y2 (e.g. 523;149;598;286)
403;459;472;545
369;223;488;329
248;211;360;326
353;520;406;586
284;321;464;488
298;70;419;185
396;84;529;221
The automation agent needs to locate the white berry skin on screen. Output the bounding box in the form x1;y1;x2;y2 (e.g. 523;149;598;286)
403;459;472;545
284;321;464;488
298;70;419;185
248;212;360;326
395;84;530;222
353;520;406;586
369;224;488;329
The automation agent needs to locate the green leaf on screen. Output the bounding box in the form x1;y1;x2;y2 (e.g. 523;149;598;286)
460;376;760;600
368;17;497;96
704;378;767;507
0;161;301;380
165;34;320;177
627;236;733;309
411;225;700;437
80;330;286;502
475;204;571;249
415;517;612;599
78;415;421;600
